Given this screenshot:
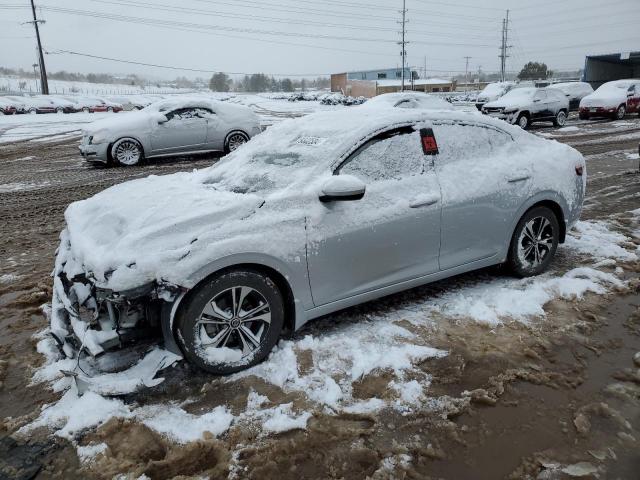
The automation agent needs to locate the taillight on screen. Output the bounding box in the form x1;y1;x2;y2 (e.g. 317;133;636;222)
575;165;584;176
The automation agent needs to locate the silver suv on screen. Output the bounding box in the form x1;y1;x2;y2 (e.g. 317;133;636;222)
482;87;570;129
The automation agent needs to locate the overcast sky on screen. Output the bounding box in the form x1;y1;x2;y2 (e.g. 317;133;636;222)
1;0;638;80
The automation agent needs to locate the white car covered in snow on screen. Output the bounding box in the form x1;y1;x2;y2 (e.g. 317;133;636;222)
579;79;640;120
548;81;594;110
78;97;262;166
51;107;585;377
361;92;454;110
475;81;517;110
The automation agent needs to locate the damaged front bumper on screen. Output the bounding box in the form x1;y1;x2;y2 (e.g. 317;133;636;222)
50;270;184;360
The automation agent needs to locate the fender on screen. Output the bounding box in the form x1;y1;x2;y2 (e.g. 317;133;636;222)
501;191;571;262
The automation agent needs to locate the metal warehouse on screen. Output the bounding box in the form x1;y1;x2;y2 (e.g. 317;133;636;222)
583;51;640;89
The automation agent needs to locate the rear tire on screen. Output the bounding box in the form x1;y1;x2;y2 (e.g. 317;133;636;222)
176;270;284;375
516;113;530;130
29;108;37;115
507;206;560;278
553;110;567;127
615;104;626;120
56;107;64;114
82;107;90;113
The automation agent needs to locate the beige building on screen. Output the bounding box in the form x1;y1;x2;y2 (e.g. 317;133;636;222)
331;73;455;98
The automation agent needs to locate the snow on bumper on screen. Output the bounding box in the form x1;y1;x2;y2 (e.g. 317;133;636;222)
78;135;109;163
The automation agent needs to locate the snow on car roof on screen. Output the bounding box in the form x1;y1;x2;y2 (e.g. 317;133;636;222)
361;92;454;110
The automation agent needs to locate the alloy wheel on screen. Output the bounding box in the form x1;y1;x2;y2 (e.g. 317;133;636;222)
517;216;554;268
114;140;141;165
616;105;626;120
227;133;248;152
556;111;567;126
195;286;271;359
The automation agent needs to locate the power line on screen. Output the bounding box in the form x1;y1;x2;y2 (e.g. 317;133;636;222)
39;6;393;43
48;49;332;77
87;0;398;33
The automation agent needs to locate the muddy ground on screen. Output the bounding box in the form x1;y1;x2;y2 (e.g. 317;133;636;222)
0;117;639;480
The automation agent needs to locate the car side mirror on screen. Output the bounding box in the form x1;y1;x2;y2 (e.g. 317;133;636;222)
533;98;541;103
319;175;366;202
157;114;169;124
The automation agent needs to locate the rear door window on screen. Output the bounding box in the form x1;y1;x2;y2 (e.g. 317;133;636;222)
431;122;513;163
338;127;425;182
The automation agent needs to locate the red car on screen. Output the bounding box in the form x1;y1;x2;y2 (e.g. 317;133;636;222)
579;79;640;120
0;98;17;115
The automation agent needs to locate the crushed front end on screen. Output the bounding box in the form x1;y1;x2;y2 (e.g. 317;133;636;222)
51;232;184;360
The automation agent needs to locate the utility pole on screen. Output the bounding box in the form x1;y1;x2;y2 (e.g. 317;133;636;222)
398;0;408;91
464;56;471;92
499;9;510;83
29;0;48;94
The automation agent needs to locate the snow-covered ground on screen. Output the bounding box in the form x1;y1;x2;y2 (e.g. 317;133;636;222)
0;75;194;97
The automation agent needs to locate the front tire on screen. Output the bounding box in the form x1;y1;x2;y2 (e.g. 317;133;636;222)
111;138;143;166
176;270;284;375
56;107;64;114
615;104;626;120
553;110;567;127
29;108;37;115
516;113;530;130
224;131;249;154
507;206;560;277
107;106;113;112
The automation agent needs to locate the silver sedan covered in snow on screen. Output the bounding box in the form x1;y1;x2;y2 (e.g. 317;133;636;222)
78;97;262;166
52;107;585;376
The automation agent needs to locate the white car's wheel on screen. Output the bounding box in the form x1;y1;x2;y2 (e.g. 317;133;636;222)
553;110;567;127
111;138;143;166
224;132;249;154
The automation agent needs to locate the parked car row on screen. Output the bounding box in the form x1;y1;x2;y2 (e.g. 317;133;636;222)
478;79;640;129
52;94;586;375
0;94;127;114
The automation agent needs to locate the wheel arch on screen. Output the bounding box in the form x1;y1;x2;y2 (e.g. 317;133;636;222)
510;196;568;247
168;255;309;346
224;129;250;146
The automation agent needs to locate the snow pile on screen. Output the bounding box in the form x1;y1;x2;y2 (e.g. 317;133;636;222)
136;404;233;443
565;220;637;262
425;267;622;326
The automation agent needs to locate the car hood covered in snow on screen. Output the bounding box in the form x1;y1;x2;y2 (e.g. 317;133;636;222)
62;172;267;290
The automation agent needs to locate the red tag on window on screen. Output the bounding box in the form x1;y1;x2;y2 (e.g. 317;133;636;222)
420;128;439;155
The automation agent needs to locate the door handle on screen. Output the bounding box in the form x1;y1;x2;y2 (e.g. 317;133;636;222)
507;175;530;183
410;196;439;208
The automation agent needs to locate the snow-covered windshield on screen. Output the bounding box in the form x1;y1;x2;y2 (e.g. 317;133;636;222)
480;83;510;96
499;87;537;102
201;110;409;194
596;81;634;93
